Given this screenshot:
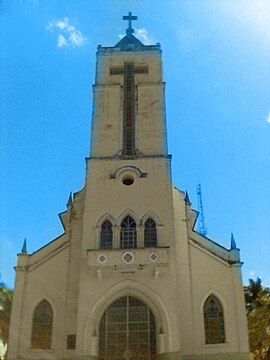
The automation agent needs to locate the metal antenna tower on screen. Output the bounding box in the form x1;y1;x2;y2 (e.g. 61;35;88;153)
196;184;207;236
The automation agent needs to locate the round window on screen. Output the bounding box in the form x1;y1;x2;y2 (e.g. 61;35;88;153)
97;254;107;264
122;251;135;264
149;252;159;262
122;176;134;186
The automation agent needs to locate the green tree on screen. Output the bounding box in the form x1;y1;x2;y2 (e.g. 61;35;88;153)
244;278;270;360
0;283;13;348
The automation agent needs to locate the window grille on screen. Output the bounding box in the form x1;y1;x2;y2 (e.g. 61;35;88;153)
204;295;225;344
121;216;137;248
123;63;135;155
99;296;156;359
144;218;157;247
31;300;53;349
100;220;113;249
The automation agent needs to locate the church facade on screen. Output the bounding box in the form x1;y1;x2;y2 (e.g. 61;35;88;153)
8;14;251;360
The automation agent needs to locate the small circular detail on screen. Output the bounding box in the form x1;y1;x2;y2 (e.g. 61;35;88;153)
122;176;135;186
122;251;135;264
149;252;159;262
97;254;107;264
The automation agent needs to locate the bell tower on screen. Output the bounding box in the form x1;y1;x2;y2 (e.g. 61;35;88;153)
90;13;167;158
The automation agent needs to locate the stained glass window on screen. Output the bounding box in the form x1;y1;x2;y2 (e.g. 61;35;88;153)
204;295;225;344
99;296;156;359
31;300;53;349
100;220;113;249
121;216;137;248
144;218;157;248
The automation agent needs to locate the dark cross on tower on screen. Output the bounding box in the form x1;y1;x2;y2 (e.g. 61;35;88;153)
110;64;148;155
123;12;137;34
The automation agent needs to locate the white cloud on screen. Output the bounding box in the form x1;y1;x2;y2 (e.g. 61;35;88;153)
249;270;257;277
47;17;87;48
267;111;270;124
216;1;270;42
69;31;85;47
118;27;154;46
57;34;68;48
54;19;69;30
134;28;153;45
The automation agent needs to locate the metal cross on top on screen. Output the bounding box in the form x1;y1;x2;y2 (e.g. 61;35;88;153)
123;12;137;34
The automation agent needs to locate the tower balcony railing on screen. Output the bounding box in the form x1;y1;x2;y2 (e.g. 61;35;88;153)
86;246;169;281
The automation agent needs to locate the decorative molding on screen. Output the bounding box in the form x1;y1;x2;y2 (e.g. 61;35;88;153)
110;165;147;179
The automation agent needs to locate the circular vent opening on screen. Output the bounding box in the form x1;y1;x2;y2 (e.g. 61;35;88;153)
122;176;134;186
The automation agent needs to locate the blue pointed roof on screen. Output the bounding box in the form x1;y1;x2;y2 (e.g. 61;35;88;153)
231;233;237;249
184;191;191;205
114;33;145;50
21;238;27;254
67;192;73;208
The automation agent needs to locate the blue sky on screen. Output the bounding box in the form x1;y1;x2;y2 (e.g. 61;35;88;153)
1;0;270;289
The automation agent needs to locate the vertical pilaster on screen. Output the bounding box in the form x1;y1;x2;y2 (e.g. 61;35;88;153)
7;254;29;360
156;225;162;247
113;225;120;248
95;226;100;249
138;224;144;247
90;335;99;356
231;264;250;352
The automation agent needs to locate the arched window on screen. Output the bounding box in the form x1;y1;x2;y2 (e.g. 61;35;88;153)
100;220;113;249
31;300;53;349
204;295;225;344
99;296;156;359
144;218;157;247
120;216;137;248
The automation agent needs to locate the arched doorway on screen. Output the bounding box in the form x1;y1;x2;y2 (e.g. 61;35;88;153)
99;296;156;359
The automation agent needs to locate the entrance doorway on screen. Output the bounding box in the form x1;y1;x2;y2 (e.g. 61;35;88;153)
99;296;156;359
